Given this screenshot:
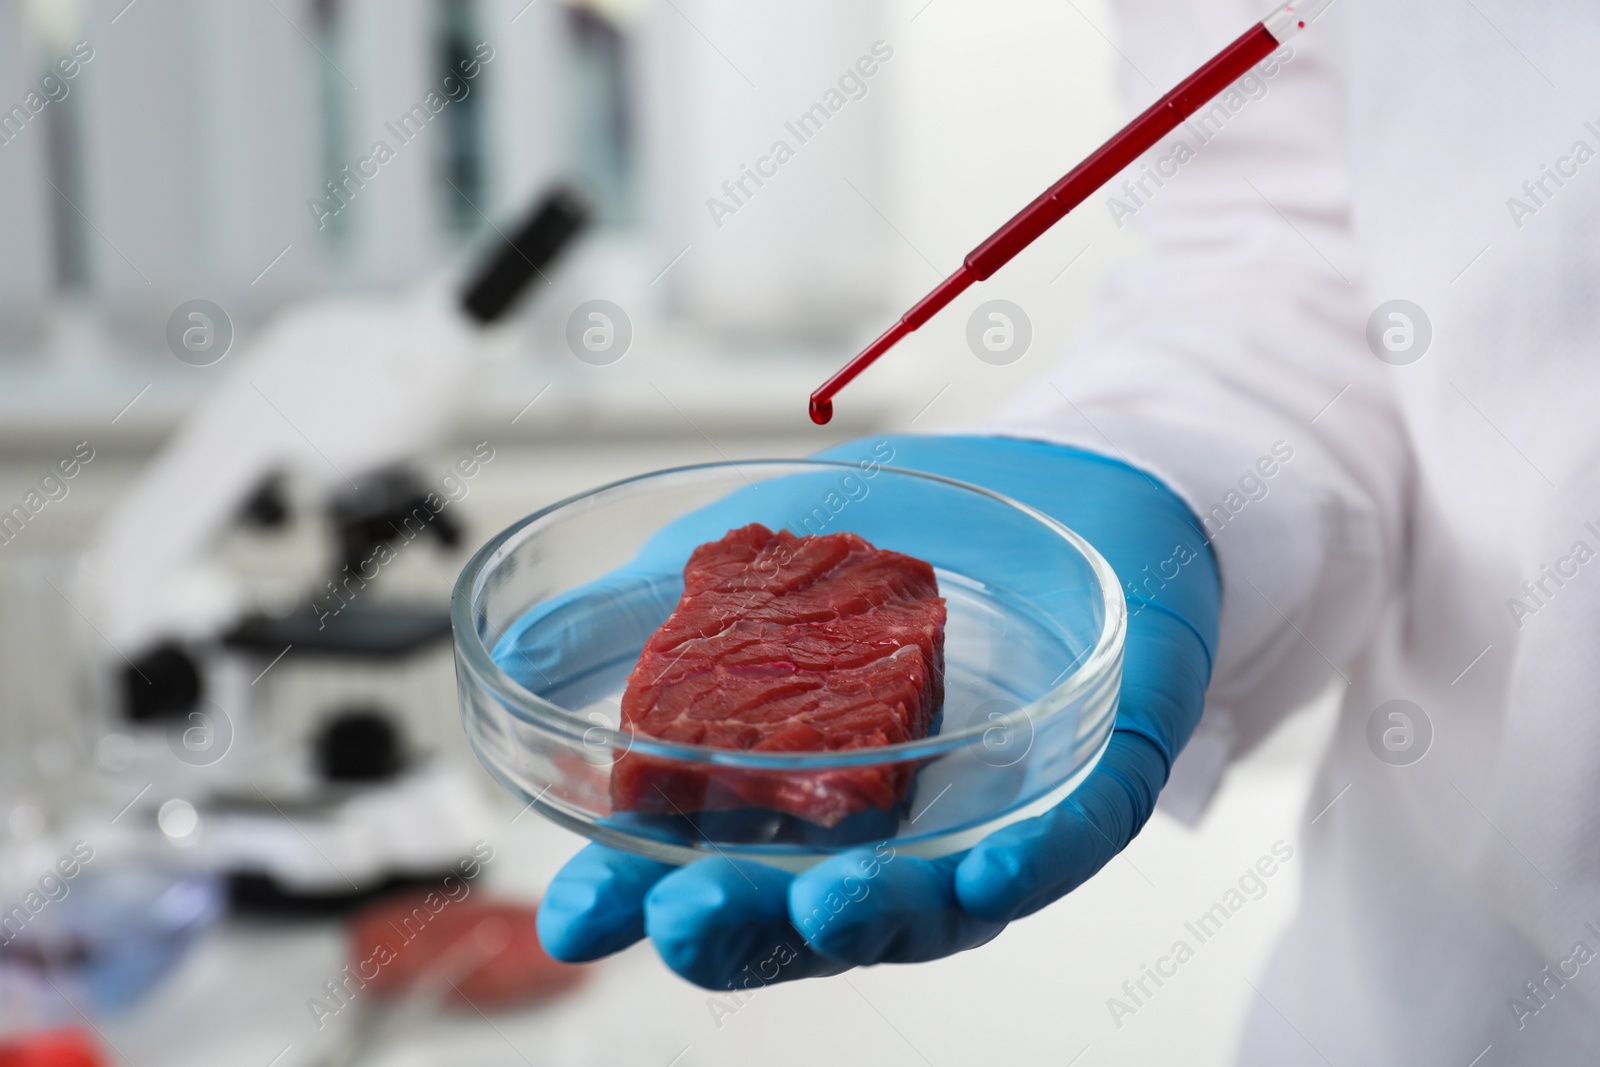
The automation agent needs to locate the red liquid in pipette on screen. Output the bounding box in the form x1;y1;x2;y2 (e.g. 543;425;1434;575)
809;21;1282;425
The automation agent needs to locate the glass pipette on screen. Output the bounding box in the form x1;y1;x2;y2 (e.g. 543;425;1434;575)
808;0;1339;425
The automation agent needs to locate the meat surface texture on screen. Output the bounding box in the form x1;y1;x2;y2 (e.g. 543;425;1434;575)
611;523;946;827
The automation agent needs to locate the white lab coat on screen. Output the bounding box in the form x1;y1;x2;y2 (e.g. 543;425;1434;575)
994;0;1600;1062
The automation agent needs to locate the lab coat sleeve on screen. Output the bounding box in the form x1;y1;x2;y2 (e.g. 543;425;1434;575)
987;0;1410;811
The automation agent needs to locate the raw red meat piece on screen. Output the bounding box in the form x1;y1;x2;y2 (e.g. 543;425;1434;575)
612;523;946;827
347;894;584;1009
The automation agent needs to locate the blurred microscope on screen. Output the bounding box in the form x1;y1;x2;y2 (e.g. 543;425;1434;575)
92;186;589;914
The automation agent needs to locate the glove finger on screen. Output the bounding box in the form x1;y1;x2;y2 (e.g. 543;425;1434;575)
537;843;676;962
789;850;1005;965
645;857;845;990
955;731;1168;923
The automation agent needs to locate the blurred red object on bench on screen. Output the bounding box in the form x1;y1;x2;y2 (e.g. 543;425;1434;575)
0;1028;103;1067
347;893;585;1010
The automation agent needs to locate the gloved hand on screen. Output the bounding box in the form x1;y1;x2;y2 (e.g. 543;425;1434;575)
509;435;1220;988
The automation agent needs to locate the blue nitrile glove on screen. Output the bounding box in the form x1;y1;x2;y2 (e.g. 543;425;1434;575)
513;435;1220;988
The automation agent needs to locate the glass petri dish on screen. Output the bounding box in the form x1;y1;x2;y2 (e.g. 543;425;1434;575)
452;461;1123;870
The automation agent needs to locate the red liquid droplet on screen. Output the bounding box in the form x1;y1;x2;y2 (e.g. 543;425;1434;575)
809;397;833;425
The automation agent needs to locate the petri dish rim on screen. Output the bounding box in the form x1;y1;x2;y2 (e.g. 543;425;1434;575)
451;459;1126;770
